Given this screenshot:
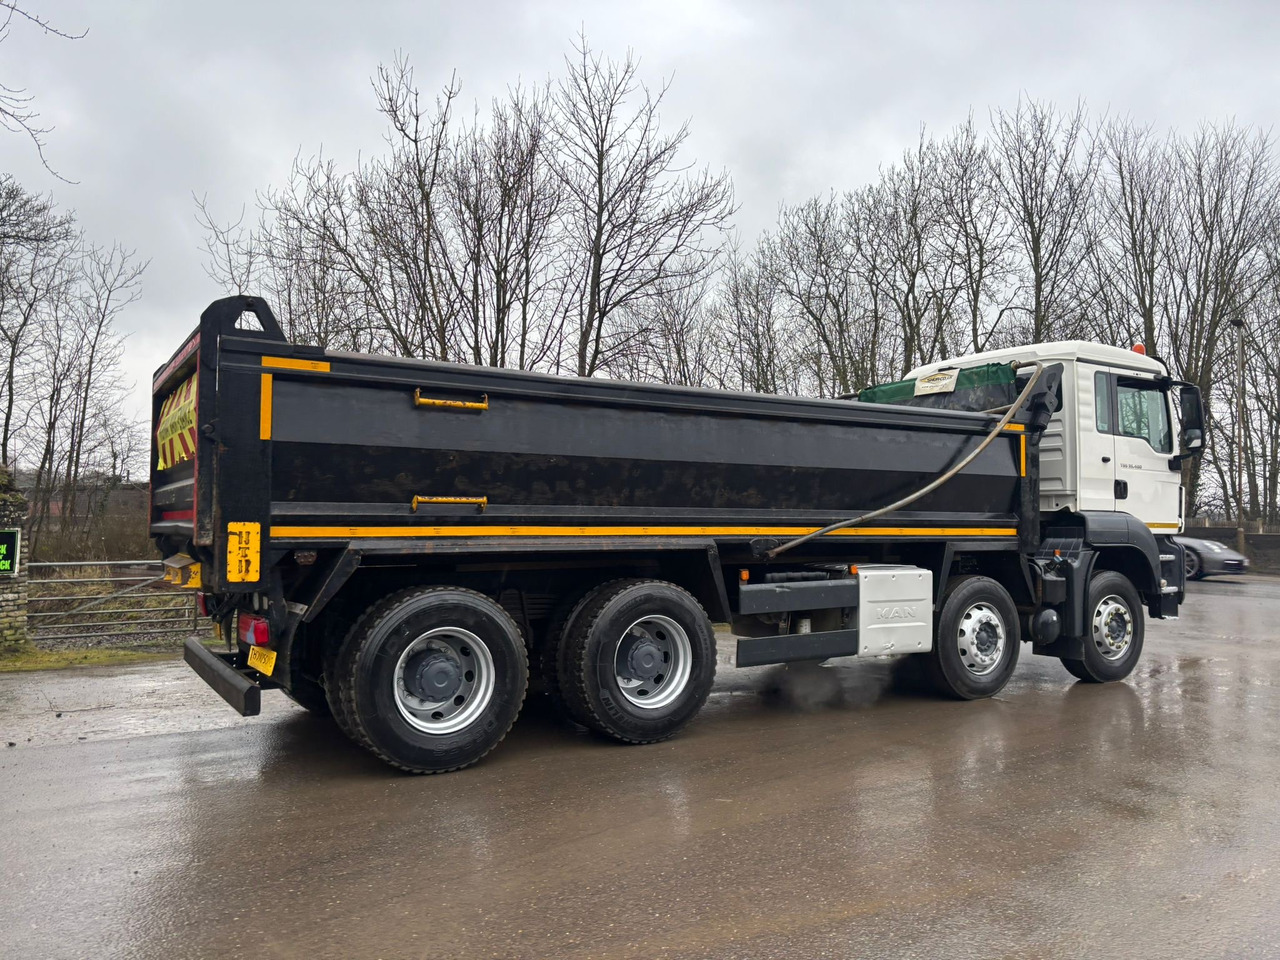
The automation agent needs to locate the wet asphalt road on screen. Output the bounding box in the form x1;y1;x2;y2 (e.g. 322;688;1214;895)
3;577;1280;960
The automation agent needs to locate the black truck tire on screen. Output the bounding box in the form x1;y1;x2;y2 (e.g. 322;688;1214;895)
925;575;1021;700
324;631;362;743
333;586;528;774
1060;570;1144;683
558;579;716;744
535;583;611;720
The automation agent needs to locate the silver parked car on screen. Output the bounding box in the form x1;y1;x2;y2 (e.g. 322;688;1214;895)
1174;535;1250;580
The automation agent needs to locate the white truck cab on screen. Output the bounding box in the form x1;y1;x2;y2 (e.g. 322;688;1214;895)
907;342;1200;535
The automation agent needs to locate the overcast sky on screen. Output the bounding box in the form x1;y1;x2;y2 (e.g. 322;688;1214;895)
5;0;1279;421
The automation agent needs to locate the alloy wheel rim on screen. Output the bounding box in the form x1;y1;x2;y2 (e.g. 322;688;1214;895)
613;615;693;709
393;626;496;734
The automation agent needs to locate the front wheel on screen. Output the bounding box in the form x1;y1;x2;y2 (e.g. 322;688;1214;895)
924;576;1021;700
1060;570;1144;683
335;586;528;773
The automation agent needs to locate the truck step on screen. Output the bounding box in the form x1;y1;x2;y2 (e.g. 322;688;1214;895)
735;628;861;668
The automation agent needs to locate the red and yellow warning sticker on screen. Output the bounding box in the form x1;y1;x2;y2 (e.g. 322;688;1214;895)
156;372;197;471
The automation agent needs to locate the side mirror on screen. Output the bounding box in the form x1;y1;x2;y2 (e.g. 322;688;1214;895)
1177;384;1205;456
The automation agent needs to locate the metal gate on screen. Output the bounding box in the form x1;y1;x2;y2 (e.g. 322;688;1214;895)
28;560;199;645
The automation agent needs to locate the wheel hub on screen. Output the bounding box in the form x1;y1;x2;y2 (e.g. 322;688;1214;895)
392;627;495;736
972;621;1000;659
619;635;664;681
403;649;463;702
1093;596;1132;659
613;615;692;710
957;602;1006;676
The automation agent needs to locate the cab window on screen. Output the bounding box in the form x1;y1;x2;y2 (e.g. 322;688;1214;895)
1116;378;1172;453
1094;372;1111;433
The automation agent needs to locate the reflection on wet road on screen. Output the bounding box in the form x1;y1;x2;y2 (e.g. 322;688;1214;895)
3;578;1279;959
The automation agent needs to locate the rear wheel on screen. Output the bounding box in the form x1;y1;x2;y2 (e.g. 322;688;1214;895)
335;586;528;773
558;579;716;744
1060;570;1144;683
534;583;610;720
925;576;1021;699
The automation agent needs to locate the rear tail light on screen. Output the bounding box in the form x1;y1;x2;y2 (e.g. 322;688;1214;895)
237;612;271;646
195;593;209;617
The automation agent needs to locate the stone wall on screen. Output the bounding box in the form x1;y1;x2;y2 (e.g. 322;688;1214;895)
1186;526;1280;575
0;466;27;648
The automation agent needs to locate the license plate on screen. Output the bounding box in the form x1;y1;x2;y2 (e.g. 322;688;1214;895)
246;645;277;677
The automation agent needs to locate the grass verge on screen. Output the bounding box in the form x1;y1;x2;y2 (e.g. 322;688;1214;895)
0;641;180;673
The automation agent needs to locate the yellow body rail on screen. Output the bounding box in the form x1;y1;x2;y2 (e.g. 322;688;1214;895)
410;496;488;513
413;390;488;411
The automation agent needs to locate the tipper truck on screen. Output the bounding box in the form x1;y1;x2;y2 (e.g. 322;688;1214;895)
155;296;1205;773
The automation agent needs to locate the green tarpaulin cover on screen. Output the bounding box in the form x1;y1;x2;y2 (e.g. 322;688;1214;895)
857;362;1018;413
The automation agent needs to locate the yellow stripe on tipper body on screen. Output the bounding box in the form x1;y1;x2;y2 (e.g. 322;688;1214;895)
262;356;331;372
259;374;273;440
270;524;1018;540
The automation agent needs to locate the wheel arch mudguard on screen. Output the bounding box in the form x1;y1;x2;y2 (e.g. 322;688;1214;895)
1075;511;1165;615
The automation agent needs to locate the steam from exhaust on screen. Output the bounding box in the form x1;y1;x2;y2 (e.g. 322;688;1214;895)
758;659;899;712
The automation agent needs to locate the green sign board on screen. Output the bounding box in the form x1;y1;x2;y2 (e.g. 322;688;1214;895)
0;529;19;576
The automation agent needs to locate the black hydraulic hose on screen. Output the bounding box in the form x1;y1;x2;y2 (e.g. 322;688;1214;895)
765;361;1045;560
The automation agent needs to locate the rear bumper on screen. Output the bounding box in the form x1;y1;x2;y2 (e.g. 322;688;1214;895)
183;637;262;716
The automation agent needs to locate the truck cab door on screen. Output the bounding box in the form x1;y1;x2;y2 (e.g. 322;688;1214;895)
1077;368;1115;512
1112;374;1181;530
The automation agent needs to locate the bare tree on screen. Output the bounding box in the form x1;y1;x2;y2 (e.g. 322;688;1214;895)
55;243;146;537
0;175;69;246
765;194;869;396
1098;119;1174;352
448;83;567;369
872;135;966;376
991;99;1101;342
195;197;260;294
608;271;719;386
937;117;1015;352
710;245;795;395
0;3;85;175
1163;124;1278;513
553;36;735;376
198;189;378;353
261;61;463;361
0;186;75;465
1240;271;1280;522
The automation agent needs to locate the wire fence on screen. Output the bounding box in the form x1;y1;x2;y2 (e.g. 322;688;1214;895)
28;560;200;647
